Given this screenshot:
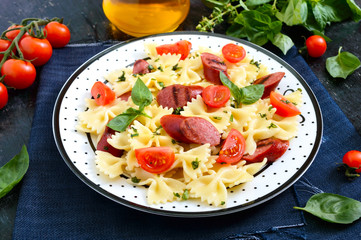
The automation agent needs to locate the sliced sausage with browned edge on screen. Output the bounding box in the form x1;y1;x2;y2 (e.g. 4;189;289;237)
133;59;150;75
159;115;192;143
253;72;285;99
156;84;203;109
160;115;220;146
97;126;123;157
201;52;227;85
242;138;289;163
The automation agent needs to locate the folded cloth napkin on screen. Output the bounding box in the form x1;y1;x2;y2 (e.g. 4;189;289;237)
12;41;361;240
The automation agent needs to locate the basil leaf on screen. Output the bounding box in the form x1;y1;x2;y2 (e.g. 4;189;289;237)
220;72;242;107
326;47;361;79
270;32;294;55
107;108;141;132
346;0;361;21
276;0;308;26
245;0;272;7
131;78;153;110
294;193;361;224
240;84;264;105
0;145;29;199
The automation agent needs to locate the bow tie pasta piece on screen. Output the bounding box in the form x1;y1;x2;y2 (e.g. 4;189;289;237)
95;150;127;178
146;175;187;204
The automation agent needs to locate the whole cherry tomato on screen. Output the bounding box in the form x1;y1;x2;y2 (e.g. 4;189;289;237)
222;43;246;63
44;22;71;48
5;25;23;40
18;36;53;66
0;39;15;61
0;82;8;109
306;35;327;58
1;59;36;89
343;150;361;174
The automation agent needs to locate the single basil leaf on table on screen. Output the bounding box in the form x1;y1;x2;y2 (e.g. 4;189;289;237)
0;145;29;199
131;77;153;110
294;193;361;224
326;47;361;79
240;84;264;105
107;108;141;132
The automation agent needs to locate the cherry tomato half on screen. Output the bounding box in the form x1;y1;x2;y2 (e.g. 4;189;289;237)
18;36;53;66
222;43;246;63
156;40;192;60
343;150;361;174
91;81;115;106
1;59;36;89
306;35;327;58
135;147;175;174
202;85;230;108
0;39;15;61
0;83;8;109
44;22;71;48
217;129;246;164
270;91;301;117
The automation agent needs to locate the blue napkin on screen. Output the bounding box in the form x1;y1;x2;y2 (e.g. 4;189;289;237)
12;41;361;240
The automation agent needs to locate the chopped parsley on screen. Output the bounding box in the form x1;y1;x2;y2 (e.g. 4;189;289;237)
182;189;189;200
171;139;177;144
250;59;260;68
131;176;141;183
173;192;181;198
173;107;183;115
280;99;291;104
259;113;267;119
230;114;234;122
213;116;222;120
96;93;101;99
117;71;126;82
130;133;139;138
103;146;109;151
221;201;226;205
158;81;165;88
268;123;278;129
148;64;154;71
268;106;274;111
157;66;164;72
191;158;200;170
172;63;182;71
153;125;163;135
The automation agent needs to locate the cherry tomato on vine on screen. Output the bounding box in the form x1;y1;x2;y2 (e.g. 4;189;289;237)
5;25;23;40
222;43;246;63
0;39;16;61
156;40;192;60
91;81;115;106
306;35;327;58
217;129;246;164
202;85;230;108
44;22;71;48
18;36;53;66
1;59;36;89
343;150;361;174
270;91;301;117
0;83;8;109
135;147;175;174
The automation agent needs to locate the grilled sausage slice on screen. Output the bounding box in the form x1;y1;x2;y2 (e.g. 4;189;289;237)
242;138;289;163
253;72;285;99
133;59;150;75
201;52;227;85
97;126;123;157
156;84;203;109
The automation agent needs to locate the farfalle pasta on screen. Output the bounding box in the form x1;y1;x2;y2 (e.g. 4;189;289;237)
77;40;302;207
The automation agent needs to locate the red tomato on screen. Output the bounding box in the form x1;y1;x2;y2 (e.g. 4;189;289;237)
135;147;175;174
270;91;301;117
156;40;192;60
18;36;53;66
217;129;246;164
5;25;23;40
91;81;115;106
1;59;36;89
343;150;361;174
0;83;8;109
306;35;327;58
0;39;15;61
202;85;230;108
44;22;71;48
222;43;246;63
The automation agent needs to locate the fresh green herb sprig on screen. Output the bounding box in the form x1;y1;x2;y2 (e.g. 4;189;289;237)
294;193;361;224
220;72;264;107
198;0;361;55
0;145;29;199
107;78;152;132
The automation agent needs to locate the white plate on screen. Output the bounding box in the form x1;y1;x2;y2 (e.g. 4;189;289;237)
53;32;322;217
